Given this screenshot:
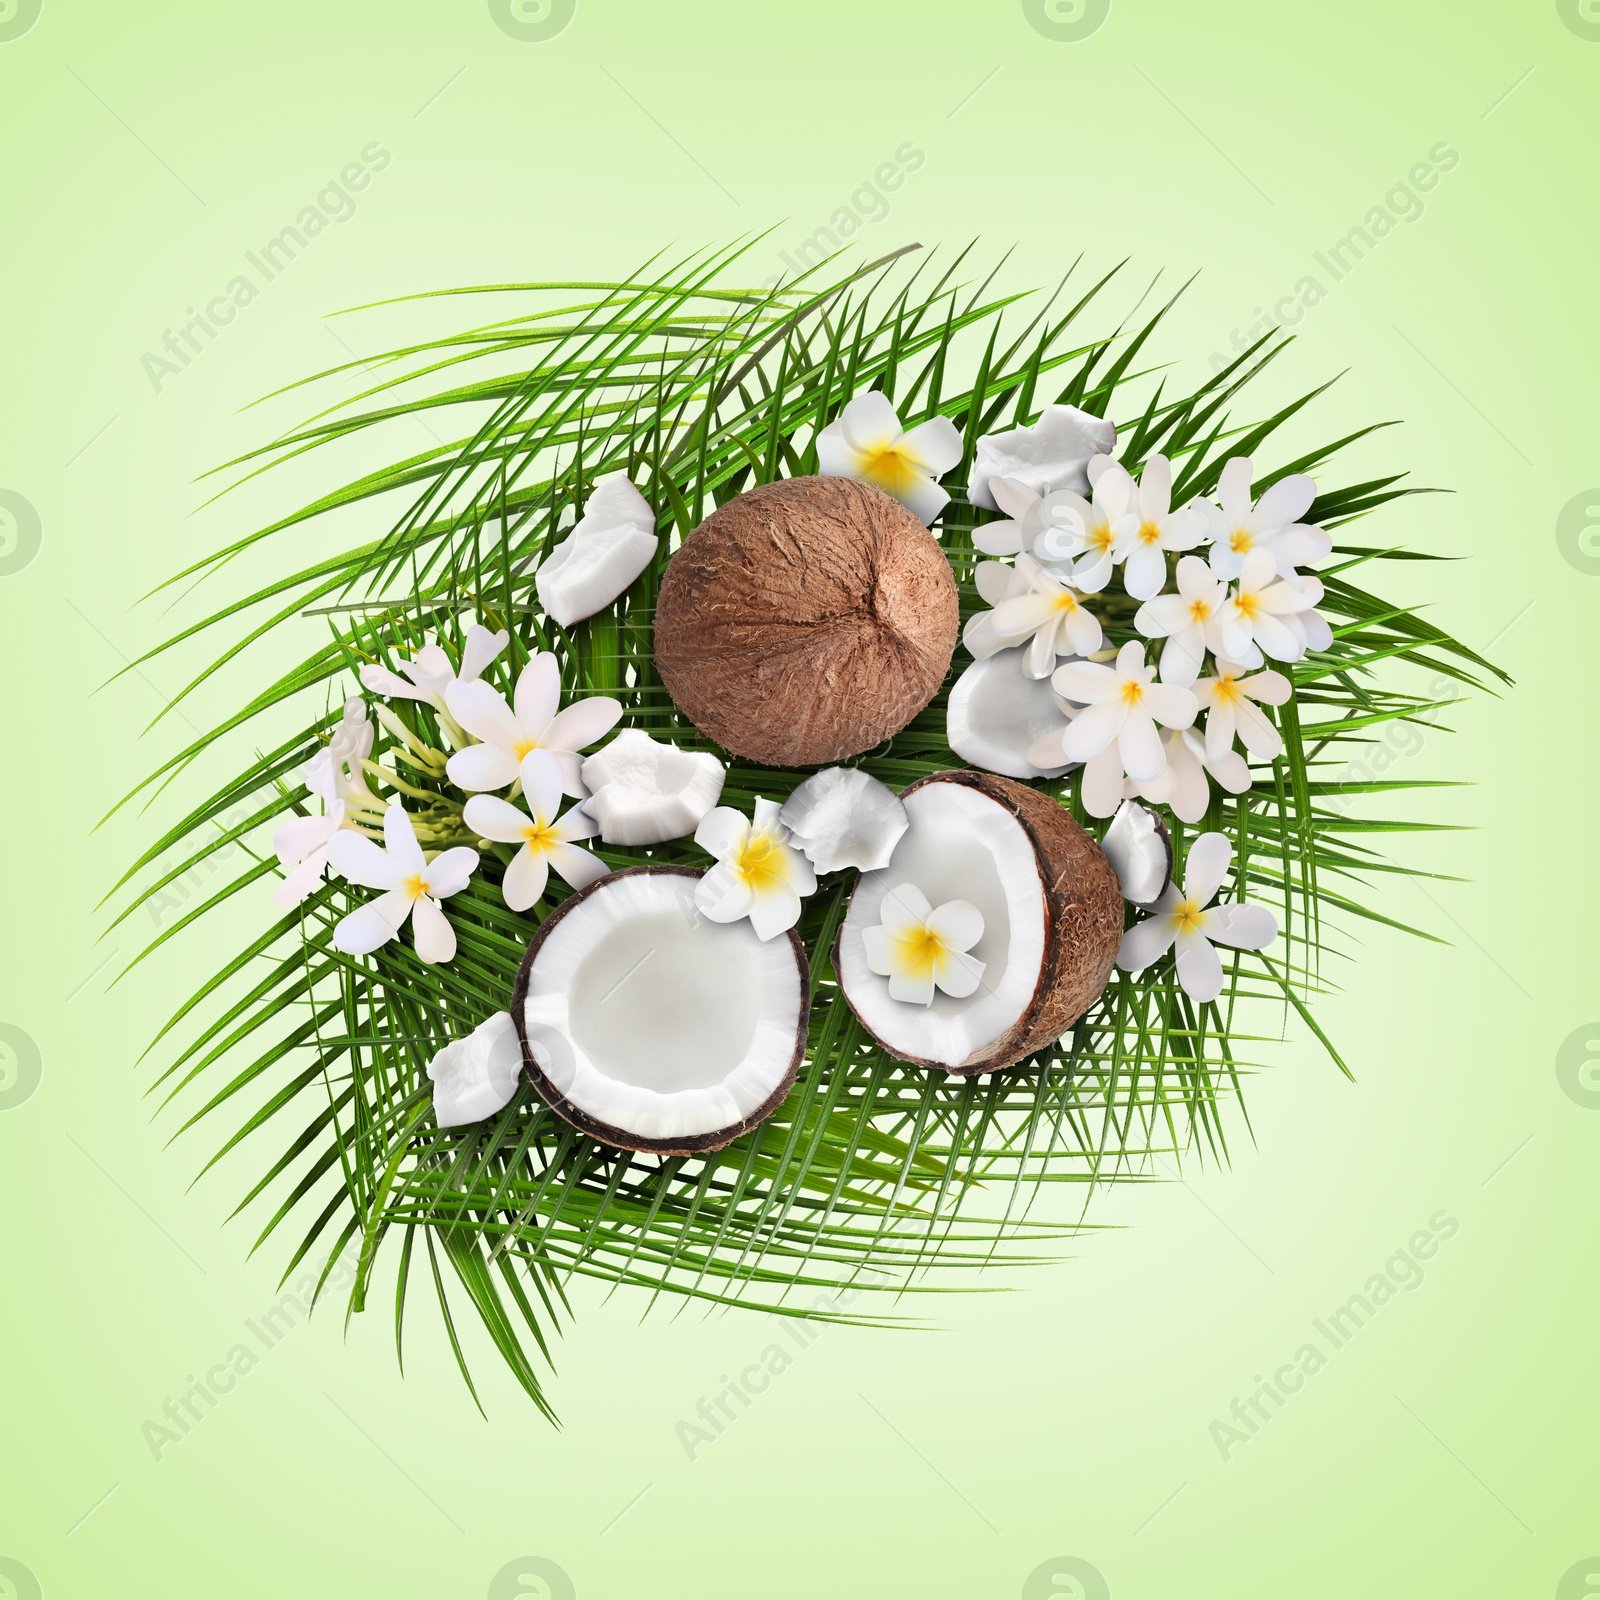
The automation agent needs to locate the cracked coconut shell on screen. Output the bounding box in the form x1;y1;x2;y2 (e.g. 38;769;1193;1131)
835;771;1123;1074
652;476;959;766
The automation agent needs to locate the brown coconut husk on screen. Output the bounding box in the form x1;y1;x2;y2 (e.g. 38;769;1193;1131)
835;771;1123;1075
652;476;959;766
510;865;810;1156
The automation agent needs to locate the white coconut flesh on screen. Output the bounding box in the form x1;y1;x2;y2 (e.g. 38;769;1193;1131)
521;872;803;1144
838;782;1046;1069
946;649;1075;781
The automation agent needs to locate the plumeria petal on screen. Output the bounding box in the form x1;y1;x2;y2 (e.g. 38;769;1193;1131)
513;654;562;736
1183;832;1233;908
932;947;986;999
327;830;407;891
1209;903;1278;950
747;882;802;942
446;678;523;750
899;416;964;475
542;696;624;759
463;794;533;845
1060;699;1128;762
1079;744;1127;819
422;847;478;900
334;888;412;954
925;898;984;952
1174;927;1224;1002
519;750;565;826
547;840;608;893
502;845;550;912
410;894;457;964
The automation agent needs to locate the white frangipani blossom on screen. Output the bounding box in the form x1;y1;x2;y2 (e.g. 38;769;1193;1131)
1133;556;1231;686
328;806;479;965
359;624;509;710
1117;831;1278;1002
693;798;817;941
816;391;963;526
1110;454;1208;602
968;403;1116;510
863;882;986;1006
1202;457;1332;581
1218;549;1325;665
1031;455;1139;593
445;652;621;797
1124;727;1249;825
427;1011;522;1128
462;751;608;912
971;553;1103;679
1050;641;1199;774
274;699;379;909
1192;658;1291;764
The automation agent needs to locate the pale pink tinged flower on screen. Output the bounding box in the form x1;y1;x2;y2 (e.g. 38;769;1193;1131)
445;652;621;797
1050;642;1199;814
981;553;1104;678
1110;454;1209;602
462;751;608;912
359;624;509;708
1202;457;1332;581
1117;830;1278;1002
327;806;479;965
1192;658;1292;764
816;391;964;526
1217;549;1325;665
1133;556;1231;686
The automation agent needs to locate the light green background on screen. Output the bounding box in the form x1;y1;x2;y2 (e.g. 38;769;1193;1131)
2;2;1595;1596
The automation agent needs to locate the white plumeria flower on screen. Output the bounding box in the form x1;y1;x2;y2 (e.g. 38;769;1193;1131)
327;806;479;965
1051;640;1198;783
462;751;608;912
1133;556;1231;686
1110;454;1209;602
359;624;509;709
968;403;1116;510
274;700;378;909
445;652;621;797
1193;658;1291;764
273;799;348;911
1282;604;1335;656
973;552;1103;679
1218;549;1326;664
1031;454;1139;593
862;882;986;1007
693;798;818;941
1202;457;1332;581
1124;726;1249;825
816;390;964;526
1117;830;1278;1003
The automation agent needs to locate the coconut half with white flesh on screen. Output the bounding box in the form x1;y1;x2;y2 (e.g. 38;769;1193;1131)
1100;799;1173;907
512;865;808;1155
835;771;1122;1075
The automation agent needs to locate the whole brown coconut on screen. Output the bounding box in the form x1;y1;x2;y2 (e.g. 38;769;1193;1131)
653;476;959;766
834;771;1123;1075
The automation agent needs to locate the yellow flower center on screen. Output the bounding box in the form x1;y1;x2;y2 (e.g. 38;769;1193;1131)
522;821;558;854
1088;523;1114;554
1211;674;1242;704
1052;589;1081;615
403;872;428;901
859;442;920;498
513;735;541;761
1137;519;1162;546
733;831;786;893
1229;527;1254;555
1188;596;1213;622
1172;898;1204;935
1119;679;1146;708
891;926;952;983
1233;589;1262;622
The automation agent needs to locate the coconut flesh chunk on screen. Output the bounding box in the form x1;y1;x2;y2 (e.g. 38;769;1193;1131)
946;648;1077;781
836;771;1122;1074
1099;799;1173;907
778;766;908;874
513;866;808;1154
579;729;725;845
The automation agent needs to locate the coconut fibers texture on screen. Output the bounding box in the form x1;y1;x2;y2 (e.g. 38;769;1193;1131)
653;476;959;765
